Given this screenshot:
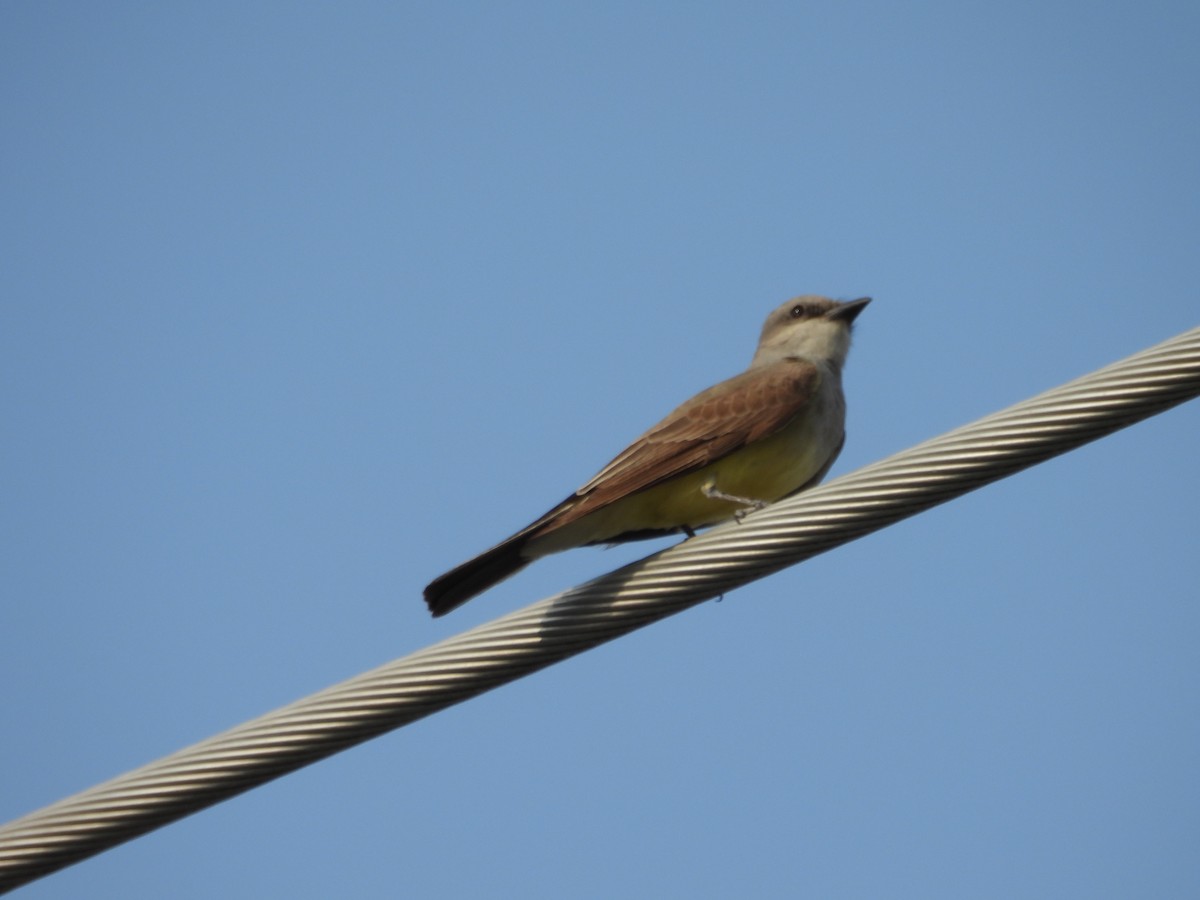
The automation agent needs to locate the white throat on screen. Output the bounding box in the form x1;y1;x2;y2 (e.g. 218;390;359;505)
751;318;853;370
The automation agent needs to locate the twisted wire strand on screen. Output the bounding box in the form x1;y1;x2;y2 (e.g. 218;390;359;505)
2;325;1198;893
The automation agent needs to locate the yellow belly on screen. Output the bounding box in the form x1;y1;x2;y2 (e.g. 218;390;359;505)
530;406;842;555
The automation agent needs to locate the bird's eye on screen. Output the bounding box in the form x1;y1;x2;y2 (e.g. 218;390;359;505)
790;304;809;319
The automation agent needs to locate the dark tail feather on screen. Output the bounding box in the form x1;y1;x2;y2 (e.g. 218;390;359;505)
424;535;532;617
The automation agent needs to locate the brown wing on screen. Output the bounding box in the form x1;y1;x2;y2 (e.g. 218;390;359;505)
425;358;822;616
531;357;822;532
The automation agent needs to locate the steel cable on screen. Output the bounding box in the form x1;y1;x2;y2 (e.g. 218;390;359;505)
1;325;1198;893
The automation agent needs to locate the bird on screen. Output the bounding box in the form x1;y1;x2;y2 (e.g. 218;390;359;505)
424;295;870;616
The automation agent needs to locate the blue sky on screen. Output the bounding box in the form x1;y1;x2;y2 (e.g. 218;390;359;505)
2;3;1198;897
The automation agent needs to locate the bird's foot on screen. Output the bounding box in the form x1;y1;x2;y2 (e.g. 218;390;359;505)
702;483;767;523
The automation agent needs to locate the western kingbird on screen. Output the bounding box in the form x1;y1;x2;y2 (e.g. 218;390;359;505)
424;295;870;616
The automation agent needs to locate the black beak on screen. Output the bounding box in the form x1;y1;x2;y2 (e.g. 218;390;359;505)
828;296;871;324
